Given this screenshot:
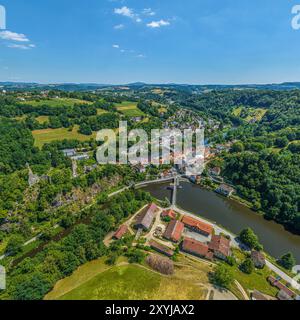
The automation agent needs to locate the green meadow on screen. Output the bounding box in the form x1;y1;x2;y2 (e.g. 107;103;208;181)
32;125;96;148
115;101;145;117
22;98;92;107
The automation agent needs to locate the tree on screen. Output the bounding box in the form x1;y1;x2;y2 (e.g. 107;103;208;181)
240;258;254;274
277;252;296;271
239;228;262;250
126;248;145;264
275;137;289;148
12;272;52;300
5;234;24;256
288;142;300;153
231;142;244;153
106;252;118;266
226;256;236;266
211;265;234;289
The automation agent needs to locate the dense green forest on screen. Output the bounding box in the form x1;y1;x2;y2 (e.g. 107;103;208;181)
1;189;151;300
224;150;300;232
184;89;300;232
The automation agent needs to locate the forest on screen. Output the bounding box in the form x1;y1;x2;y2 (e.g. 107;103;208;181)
1;189;151;300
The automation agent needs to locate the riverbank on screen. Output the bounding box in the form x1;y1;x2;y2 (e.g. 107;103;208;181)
172;204;300;291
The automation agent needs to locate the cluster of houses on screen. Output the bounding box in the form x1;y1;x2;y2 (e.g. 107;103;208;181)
111;203;300;301
123;203;233;262
268;276;298;301
111;204;232;262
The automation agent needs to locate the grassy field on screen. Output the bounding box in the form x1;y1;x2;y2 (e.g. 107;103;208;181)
232;107;243;117
115;101;145;117
45;255;210;300
232;107;267;122
22;98;92;107
151;101;167;113
45;257;116;300
245;108;267;122
96;108;108;115
35;115;49;124
32;125;96;148
226;249;278;297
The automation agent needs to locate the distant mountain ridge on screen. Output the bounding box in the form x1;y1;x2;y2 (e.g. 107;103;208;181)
1;81;300;92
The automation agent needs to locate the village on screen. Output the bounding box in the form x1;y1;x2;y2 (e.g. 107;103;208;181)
107;201;299;301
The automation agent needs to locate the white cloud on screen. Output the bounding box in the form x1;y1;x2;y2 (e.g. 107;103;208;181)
143;8;155;16
147;20;170;28
136;54;146;58
114;6;134;18
112;44;120;48
0;30;29;42
114;24;124;30
114;6;141;22
7;43;35;50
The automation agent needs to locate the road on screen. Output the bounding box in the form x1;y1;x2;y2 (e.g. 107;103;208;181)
173;205;300;291
2;175;299;292
169;177;300;291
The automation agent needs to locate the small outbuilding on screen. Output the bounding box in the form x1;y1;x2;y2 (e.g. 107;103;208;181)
113;225;128;240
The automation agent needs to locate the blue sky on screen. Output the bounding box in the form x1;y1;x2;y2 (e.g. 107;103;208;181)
0;0;300;84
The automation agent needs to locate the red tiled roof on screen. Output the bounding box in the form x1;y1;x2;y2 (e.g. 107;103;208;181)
181;216;213;235
164;220;184;242
209;235;231;257
268;276;296;298
182;237;209;257
162;209;176;220
113;225;128;240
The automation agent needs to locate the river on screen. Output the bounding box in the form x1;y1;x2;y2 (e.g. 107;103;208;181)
143;181;300;263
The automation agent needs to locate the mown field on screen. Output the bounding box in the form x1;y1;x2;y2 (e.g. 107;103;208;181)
35;115;50;124
32;125;96;148
115;101;145;117
227;249;278;297
232;107;267;122
45;256;210;300
22;98;92;107
96;108;108;115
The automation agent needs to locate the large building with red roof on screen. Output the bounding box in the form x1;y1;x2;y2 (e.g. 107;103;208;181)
208;235;231;260
164;219;184;243
181;215;213;237
181;237;210;258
